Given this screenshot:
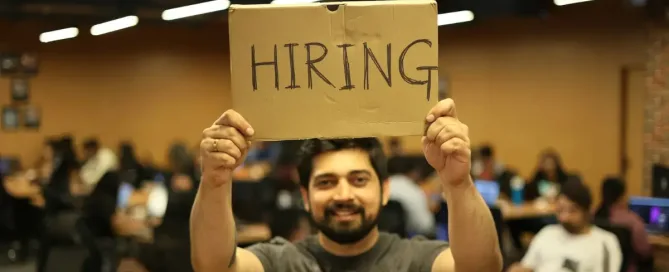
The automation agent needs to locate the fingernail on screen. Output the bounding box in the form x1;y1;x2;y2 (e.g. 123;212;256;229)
426;114;435;122
246;127;255;136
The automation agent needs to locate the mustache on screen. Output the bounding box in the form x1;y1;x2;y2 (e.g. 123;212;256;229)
325;202;364;214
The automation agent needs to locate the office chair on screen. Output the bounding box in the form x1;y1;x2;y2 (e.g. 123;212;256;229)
490;207;505;252
594;220;632;272
378;200;407;238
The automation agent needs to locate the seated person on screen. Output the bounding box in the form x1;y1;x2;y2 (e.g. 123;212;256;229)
388;156;435;236
509;180;622;272
594;177;652;270
471;145;505;181
525;150;569;201
80;138;118;193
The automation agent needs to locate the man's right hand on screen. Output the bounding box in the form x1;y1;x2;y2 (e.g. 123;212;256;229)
200;109;255;187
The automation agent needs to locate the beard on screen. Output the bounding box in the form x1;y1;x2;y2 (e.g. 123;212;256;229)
309;201;379;245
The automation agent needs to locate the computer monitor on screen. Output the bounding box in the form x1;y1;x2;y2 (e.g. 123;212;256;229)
0;157;19;176
652;164;669;198
628;196;669;234
474;180;500;206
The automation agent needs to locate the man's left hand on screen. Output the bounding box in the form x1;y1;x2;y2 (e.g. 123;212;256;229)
422;99;471;187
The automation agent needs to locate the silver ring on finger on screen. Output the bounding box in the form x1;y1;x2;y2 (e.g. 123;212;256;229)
212;139;219;152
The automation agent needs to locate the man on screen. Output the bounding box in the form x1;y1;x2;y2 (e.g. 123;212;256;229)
190;99;502;272
471;145;505;181
388;156;435;236
80;138;118;191
509;180;622;272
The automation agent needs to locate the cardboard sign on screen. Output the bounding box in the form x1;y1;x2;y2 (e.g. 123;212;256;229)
228;1;438;140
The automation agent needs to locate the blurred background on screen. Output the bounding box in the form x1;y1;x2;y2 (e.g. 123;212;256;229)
1;0;669;271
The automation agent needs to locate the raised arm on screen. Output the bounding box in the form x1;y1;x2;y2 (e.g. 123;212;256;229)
422;99;503;272
190;110;264;272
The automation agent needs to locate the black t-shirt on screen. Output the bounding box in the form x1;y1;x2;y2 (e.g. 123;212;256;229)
247;232;449;272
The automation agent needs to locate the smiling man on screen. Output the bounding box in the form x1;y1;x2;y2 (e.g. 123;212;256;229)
190;99;502;272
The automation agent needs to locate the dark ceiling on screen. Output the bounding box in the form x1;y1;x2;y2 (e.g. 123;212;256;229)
0;0;661;25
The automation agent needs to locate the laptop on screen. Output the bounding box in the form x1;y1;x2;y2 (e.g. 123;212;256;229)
628;196;669;235
0;157;19;176
652;164;669;198
474;180;500;206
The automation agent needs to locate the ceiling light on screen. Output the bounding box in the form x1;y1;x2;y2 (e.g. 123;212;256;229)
39;27;79;43
90;16;139;36
554;0;594;6
162;0;231;21
438;10;474;26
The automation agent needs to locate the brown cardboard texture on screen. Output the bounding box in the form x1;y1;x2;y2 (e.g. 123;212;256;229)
228;1;438;140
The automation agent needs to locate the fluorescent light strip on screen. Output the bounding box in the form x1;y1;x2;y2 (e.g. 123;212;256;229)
90;16;139;36
271;0;319;4
438;10;474;26
162;0;230;21
39;27;79;43
554;0;594;6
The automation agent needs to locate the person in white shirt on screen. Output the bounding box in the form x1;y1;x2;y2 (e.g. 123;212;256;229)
509;179;622;272
79;138;118;192
388;156;435;236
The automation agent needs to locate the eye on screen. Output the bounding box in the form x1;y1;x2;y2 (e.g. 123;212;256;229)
314;179;336;188
351;176;369;186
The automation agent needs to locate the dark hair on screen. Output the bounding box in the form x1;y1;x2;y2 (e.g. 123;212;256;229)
387;156;413;176
83;138;100;150
559;178;592;212
119;142;140;170
532;149;568;184
297;138;388;189
594;177;626;220
168;142;195;175
479;145;494;159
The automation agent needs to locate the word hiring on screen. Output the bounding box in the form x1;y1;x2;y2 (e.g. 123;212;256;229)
250;39;437;101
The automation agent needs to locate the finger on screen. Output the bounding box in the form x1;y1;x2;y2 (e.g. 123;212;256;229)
426;98;457;123
204;152;238;168
425;117;458;142
435;121;468;146
213;110;255;137
440;138;471;158
217;139;243;160
203;126;249;151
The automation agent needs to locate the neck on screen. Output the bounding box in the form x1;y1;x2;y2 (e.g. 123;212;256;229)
610;200;626;210
576;224;592;235
318;227;379;257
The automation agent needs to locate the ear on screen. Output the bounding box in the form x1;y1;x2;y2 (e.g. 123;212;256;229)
381;178;390;206
300;187;310;212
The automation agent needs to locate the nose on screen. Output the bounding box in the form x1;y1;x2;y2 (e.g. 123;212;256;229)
332;178;354;201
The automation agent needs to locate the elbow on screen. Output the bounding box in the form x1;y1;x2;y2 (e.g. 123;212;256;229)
191;252;233;272
458;250;503;272
482;250;503;272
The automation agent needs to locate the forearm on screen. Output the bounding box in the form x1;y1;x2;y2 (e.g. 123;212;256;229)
442;175;502;271
190;178;237;272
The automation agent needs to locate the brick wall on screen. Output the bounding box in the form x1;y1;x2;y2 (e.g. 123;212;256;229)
644;28;669;194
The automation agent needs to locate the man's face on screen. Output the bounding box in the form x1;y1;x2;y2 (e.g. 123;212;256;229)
301;149;389;244
556;195;589;234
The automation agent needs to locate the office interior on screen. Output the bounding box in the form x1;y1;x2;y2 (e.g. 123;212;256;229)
1;0;669;271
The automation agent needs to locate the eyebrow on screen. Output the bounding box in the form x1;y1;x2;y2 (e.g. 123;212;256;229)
312;170;373;180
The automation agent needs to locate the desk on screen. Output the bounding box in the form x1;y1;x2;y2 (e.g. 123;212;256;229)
500;202;556;220
650;234;669;270
649;234;669;248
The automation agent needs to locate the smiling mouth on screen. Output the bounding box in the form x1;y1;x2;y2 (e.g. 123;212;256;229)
332;209;360;221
